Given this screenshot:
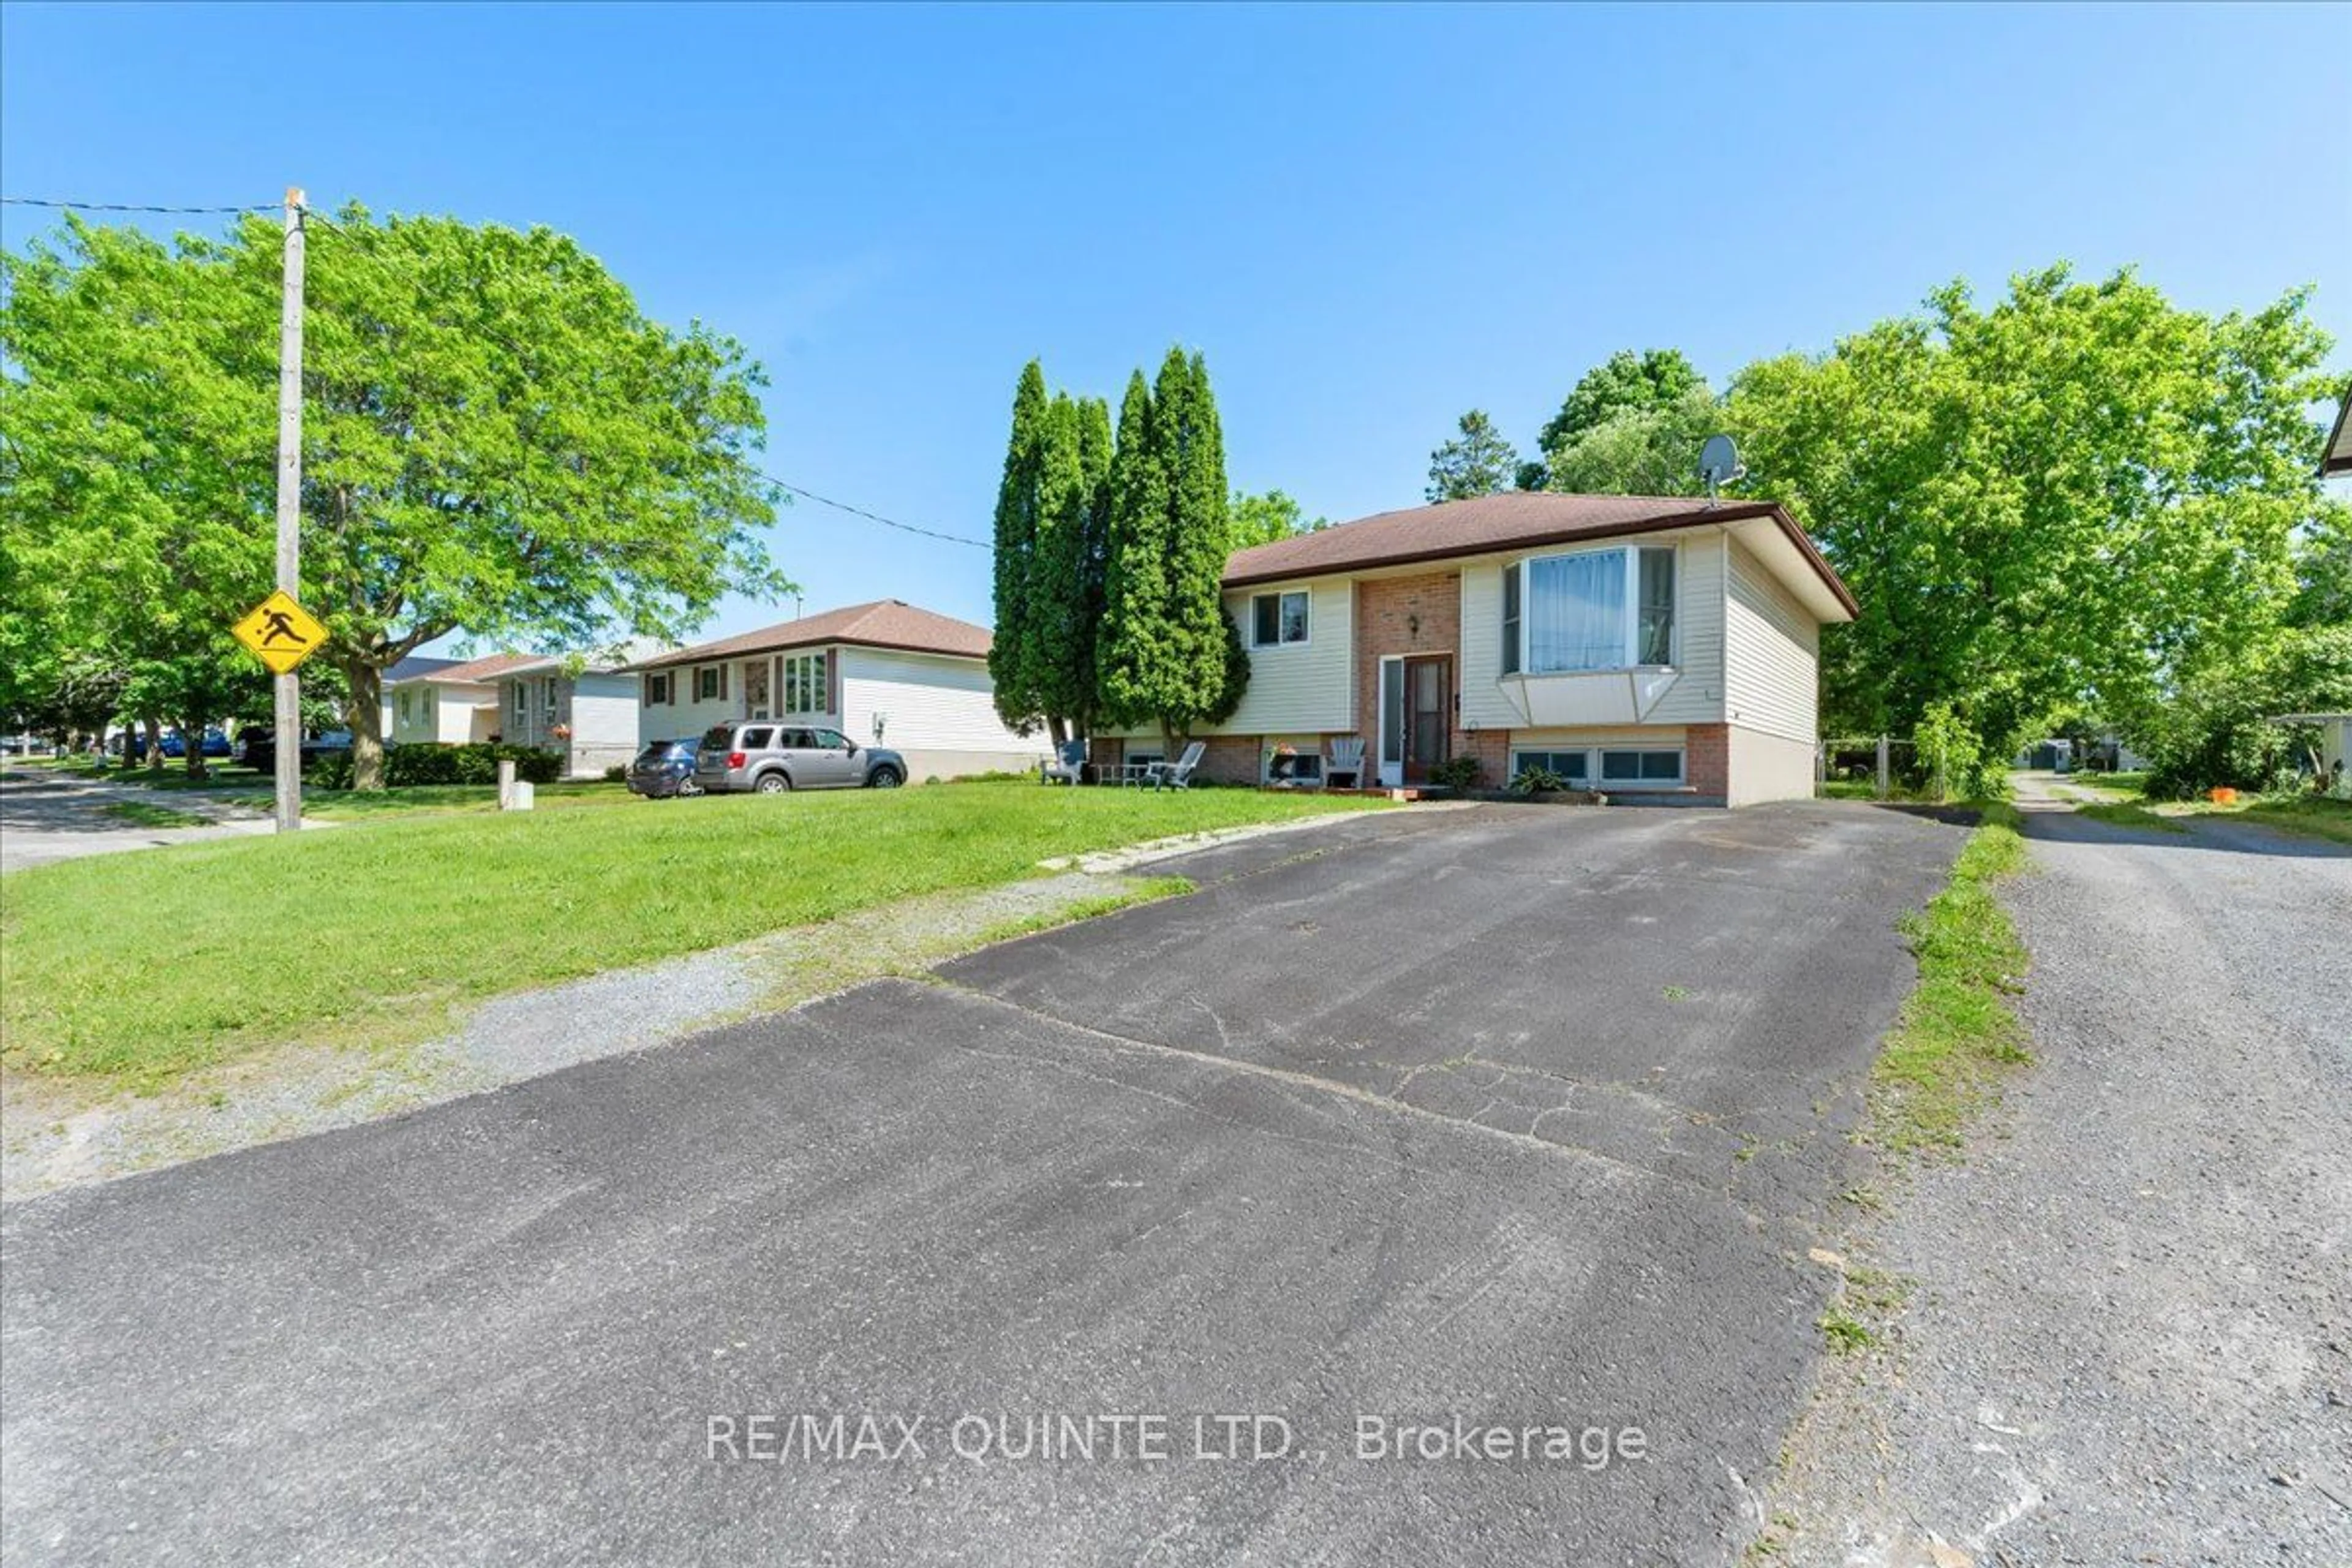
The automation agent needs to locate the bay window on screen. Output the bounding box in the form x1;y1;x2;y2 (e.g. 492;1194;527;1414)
1503;545;1678;673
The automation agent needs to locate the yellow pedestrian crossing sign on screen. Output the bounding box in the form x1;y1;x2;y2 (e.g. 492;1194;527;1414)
232;590;327;675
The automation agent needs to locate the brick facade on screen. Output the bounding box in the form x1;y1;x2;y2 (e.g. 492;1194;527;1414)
1684;722;1730;804
1353;571;1465;783
1197;734;1261;786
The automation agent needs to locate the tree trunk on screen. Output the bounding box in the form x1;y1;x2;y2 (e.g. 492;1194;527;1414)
347;660;387;791
1046;714;1069;749
141;715;164;774
181;710;208;780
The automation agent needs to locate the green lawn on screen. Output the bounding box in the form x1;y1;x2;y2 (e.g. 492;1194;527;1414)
2059;771;2352;846
1;782;1385;1085
96;800;213;830
301;780;631;820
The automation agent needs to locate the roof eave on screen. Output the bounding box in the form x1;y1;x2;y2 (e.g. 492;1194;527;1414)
622;633;987;674
2323;383;2352;478
1221;500;1860;619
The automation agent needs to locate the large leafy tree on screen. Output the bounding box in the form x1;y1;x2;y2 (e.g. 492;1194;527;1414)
2;219;273;774
1539;385;1721;498
1229;488;1327;548
1524;349;1706;489
1730;265;2334;761
986;360;1050;734
1098;349;1246;750
4;206;785;790
1425;410;1520;502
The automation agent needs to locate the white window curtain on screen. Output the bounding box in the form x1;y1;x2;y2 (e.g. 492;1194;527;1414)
1526;551;1626;673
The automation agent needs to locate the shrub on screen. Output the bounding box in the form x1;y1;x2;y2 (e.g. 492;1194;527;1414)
603;764;628;783
1510;764;1567;796
1427;755;1483;789
311;743;563;790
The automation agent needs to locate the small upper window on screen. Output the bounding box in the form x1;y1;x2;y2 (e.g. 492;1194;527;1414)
697;666;724;702
1251;590;1310;647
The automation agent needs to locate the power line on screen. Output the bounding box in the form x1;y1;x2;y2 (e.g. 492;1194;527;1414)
756;472;989;549
1;195;277;215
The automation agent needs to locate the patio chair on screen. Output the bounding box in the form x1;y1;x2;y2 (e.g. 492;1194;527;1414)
1147;739;1207;791
1040;737;1087;786
1323;735;1367;790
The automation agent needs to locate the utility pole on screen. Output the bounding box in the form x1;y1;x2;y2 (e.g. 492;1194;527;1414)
271;187;306;834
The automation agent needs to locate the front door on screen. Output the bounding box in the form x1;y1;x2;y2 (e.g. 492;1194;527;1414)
1378;655;1452;786
1404;657;1450;785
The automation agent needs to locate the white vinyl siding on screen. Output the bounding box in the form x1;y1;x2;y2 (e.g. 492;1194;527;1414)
1205;578;1352;735
837;647;1035;755
1723;538;1819;744
390;680;495;745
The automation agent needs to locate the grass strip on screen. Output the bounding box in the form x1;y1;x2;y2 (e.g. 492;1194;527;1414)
1864;801;2033;1157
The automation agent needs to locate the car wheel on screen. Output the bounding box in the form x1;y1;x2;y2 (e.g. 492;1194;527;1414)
677;777;702;798
867;766;903;789
754;772;790;795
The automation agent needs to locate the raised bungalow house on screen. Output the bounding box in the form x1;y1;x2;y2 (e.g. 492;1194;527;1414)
386;652;537;747
627;600;1044;782
483;650;650;779
1094;492;1858;807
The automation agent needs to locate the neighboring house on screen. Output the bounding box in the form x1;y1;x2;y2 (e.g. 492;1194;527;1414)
1093;492;1858;807
2322;381;2351;478
379;654;459;739
385;652;536;746
626;600;1044;781
483;650;654;778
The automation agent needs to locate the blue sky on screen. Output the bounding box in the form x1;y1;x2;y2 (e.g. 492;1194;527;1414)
4;2;2346;647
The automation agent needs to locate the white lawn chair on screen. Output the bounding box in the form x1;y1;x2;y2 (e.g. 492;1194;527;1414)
1040;737;1087;786
1323;736;1366;790
1147;739;1207;791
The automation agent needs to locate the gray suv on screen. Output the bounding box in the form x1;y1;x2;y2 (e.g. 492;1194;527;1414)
692;722;906;794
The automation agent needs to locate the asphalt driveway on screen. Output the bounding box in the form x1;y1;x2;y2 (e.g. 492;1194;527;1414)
1;802;1962;1566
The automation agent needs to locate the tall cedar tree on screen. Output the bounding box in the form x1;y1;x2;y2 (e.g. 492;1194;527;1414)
1023;393;1113;743
1097;350;1247;752
986;361;1050;733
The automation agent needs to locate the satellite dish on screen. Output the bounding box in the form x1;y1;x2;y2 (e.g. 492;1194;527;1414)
1698;434;1746;499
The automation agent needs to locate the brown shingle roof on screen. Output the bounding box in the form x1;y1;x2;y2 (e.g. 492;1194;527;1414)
386;652;537;687
627;600;992;671
1223;491;1858;615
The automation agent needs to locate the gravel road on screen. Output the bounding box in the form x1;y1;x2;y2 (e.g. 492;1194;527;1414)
1772;782;2352;1564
